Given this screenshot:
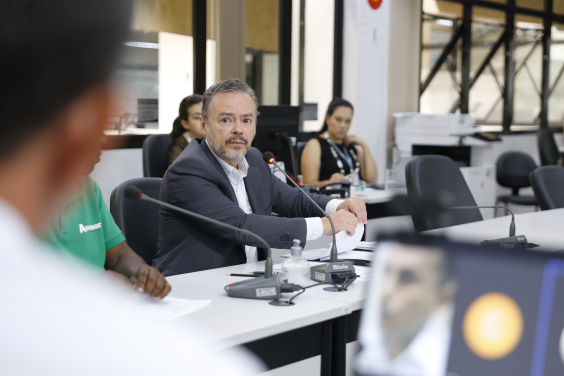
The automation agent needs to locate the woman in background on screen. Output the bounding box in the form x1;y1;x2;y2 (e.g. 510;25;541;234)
301;98;378;187
167;94;203;166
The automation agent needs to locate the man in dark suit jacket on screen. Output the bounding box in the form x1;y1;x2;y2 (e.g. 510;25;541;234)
154;79;367;276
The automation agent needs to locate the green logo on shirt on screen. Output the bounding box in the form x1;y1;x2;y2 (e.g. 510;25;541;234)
79;223;102;234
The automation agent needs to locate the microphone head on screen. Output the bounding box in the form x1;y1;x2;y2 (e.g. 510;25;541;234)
263;151;275;164
124;186;144;200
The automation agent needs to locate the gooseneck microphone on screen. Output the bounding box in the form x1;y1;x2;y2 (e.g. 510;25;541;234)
124;186;286;301
263;152;356;287
449;205;537;248
451;205;516;237
262;152;338;263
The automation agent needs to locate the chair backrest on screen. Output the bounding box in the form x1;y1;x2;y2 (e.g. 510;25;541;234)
405;155;482;232
142;134;171;178
110;178;162;264
537;128;559;166
496;151;536;192
296;141;307;176
530;166;564;210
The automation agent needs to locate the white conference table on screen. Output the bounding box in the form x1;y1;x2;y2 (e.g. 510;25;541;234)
351;187;397;204
166;254;371;375
425;208;564;251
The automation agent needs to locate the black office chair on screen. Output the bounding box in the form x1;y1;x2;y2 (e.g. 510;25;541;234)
110;178;162;264
530;166;564;210
405;155;482;232
537;128;561;166
142;134;170;178
296;141;307;176
495;151;537;216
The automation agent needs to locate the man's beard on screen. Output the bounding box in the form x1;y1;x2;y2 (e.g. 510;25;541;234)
207;133;252;160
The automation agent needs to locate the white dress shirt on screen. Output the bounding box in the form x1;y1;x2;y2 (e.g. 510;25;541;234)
356;312;452;376
207;140;342;262
0;197;262;375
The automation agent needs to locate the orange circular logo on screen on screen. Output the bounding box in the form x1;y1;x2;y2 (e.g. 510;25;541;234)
463;292;524;360
368;0;383;10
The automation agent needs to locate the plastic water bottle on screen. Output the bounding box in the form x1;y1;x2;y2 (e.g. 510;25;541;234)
281;239;311;286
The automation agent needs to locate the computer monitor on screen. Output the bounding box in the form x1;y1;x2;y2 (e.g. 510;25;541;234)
355;235;564;376
252;105;300;179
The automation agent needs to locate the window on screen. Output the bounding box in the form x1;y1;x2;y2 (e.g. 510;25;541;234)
420;0;564;131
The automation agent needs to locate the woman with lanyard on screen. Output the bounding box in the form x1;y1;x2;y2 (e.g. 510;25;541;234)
301;98;378;187
167;94;203;167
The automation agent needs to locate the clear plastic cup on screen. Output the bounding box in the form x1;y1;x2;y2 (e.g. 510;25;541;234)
384;169;396;191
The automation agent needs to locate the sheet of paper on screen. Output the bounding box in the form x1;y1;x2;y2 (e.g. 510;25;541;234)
273;261;325;270
320;250;373;262
354;266;371;281
329;222;365;253
280;248;339;261
355;241;377;251
123;296;211;321
281;224;364;260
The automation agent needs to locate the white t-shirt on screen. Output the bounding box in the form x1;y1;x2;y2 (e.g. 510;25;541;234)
0;198;263;375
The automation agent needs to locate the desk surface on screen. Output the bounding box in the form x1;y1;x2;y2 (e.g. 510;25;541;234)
425;208;564;250
166;256;369;349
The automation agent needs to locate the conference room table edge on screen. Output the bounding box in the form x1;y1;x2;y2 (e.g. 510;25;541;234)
164;256;369;375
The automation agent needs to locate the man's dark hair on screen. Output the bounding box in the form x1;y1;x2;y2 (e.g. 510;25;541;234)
0;0;132;160
201;79;258;122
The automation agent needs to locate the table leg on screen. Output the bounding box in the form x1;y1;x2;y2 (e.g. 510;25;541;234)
331;316;347;376
321;321;332;376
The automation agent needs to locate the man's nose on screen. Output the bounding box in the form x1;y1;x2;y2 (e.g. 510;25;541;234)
232;119;243;133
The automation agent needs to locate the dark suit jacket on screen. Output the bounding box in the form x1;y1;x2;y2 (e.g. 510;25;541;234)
153;138;333;276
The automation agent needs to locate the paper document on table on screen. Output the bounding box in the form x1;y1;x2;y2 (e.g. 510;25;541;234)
353;266;371;281
287;248;341;261
124;296;211;321
273;261;325;270
281;247;347;261
281;223;365;260
320;250;373;262
355;241;377;251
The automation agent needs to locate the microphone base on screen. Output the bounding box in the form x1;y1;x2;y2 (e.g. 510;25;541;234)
269;300;295;307
225;274;283;300
323;286;349;292
480;235;539;249
310;262;356;285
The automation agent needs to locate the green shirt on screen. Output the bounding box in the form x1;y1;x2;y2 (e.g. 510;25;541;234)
44;177;125;270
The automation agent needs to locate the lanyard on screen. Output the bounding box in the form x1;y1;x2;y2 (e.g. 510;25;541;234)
327;138;354;171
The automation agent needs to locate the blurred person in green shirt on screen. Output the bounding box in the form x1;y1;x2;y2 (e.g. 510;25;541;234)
45;133;170;299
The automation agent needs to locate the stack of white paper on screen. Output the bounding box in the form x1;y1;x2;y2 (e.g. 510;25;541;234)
273;261;325;270
320;250;373;262
282;223;365;261
124;296;212;321
355;241;377;251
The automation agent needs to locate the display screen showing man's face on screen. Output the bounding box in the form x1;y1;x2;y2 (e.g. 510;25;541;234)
380;245;455;340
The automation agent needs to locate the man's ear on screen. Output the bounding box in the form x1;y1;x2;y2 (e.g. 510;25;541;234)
48;85;117;193
200;116;207;135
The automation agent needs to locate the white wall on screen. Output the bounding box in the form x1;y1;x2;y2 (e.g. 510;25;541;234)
303;0;335;132
90;149;144;206
387;0;422;168
158;32;194;134
343;0;391;182
262;53;280;105
158;33;217;134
